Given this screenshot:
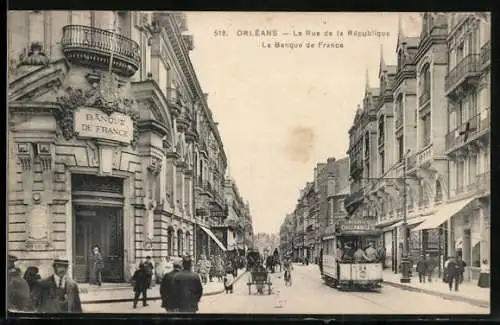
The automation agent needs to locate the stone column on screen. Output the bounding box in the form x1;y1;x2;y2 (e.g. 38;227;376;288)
176;160;186;216
25;142;54;251
165;152;178;211
143;157;161;251
173;231;178;256
184;170;193;218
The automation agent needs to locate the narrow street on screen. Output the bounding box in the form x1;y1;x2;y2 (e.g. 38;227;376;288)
83;264;488;314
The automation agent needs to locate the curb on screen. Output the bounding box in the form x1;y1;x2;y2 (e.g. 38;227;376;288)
383;281;490;308
81;271;248;305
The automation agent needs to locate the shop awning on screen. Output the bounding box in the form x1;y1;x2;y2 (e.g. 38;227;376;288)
199;225;227;251
385;216;427;231
413;197;475;232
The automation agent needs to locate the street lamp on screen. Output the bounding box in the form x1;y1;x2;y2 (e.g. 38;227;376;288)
362;150;413;283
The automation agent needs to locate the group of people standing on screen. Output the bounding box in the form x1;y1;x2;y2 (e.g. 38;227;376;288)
7;255;83;313
130;255;205;312
196;254;237;285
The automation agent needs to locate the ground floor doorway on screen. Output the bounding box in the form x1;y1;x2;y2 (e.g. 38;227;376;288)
73;206;124;283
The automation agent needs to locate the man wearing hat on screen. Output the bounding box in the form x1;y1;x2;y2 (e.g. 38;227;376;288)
160;257;182;313
7;254;32;312
31;258;82;313
170;255;203;313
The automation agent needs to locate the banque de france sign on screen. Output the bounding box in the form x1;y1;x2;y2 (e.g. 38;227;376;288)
74;107;134;144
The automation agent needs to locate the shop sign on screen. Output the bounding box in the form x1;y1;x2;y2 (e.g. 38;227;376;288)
74;107;134;144
340;218;376;232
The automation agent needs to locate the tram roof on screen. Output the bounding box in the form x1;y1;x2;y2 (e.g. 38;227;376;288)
322;230;381;239
336;230;381;237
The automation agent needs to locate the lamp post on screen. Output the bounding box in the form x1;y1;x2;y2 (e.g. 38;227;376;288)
399;151;411;283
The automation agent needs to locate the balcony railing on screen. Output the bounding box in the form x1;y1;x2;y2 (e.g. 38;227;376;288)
61;25;140;77
419;91;431;107
480;40;491;66
455;172;491;197
445;54;481;92
476;171;490;193
445;108;490;151
417;145;432;166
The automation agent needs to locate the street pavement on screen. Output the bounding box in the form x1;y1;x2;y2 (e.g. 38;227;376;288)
83;264;489;314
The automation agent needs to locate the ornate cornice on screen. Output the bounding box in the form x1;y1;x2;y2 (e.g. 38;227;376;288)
138;119;169;137
162;17;228;167
131;80;174;129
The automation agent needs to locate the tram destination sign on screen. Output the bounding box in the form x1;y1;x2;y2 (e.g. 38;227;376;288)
340;218;377;232
74;107;134;144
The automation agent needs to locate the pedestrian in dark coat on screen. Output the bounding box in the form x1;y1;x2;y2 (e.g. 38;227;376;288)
23;266;42;293
171;256;203;313
160;258;182;312
7;255;32;312
424;254;434;282
457;255;467;284
143;256;154;289
445;256;460;292
32;259;83;313
131;263;149;308
89;245;104;286
416;255;427;283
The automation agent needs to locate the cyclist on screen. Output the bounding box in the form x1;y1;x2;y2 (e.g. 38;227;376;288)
283;256;293;286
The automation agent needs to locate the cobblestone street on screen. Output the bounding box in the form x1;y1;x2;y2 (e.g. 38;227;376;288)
83;264;489;314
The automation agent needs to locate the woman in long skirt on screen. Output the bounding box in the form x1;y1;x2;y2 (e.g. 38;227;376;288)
478;259;490;288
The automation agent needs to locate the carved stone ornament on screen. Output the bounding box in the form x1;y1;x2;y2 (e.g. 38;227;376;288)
37;143;53;171
17;143;33;171
25;203;52;250
143;237;153;250
55;72;140;146
148;157;162;175
19;42;49;67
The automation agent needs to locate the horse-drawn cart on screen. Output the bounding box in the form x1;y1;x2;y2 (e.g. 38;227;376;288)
247;266;272;295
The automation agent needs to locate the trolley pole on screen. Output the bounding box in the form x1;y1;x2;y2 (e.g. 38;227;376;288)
362;150;413;283
400;151;411;283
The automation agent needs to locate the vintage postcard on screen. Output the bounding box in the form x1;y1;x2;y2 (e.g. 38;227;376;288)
7;11;490;316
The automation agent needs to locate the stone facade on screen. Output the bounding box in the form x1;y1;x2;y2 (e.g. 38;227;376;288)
341;13;490;281
7;11;250;282
279;157;349;262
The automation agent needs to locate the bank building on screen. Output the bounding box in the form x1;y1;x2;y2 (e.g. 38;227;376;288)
7;11;242;282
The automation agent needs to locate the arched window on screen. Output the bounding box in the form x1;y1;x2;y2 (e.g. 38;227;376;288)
420;63;431;101
185;231;191;256
435;180;443;203
167;227;174;257
177;229;184;256
396;93;404;127
378;116;385;146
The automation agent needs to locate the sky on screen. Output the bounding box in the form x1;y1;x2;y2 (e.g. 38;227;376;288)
186;12;422;234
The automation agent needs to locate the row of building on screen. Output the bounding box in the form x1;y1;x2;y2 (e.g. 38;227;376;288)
7;11;254;283
279;157;350;263
280;12;490;282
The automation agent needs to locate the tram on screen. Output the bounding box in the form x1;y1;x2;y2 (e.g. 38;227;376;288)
321;218;383;291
